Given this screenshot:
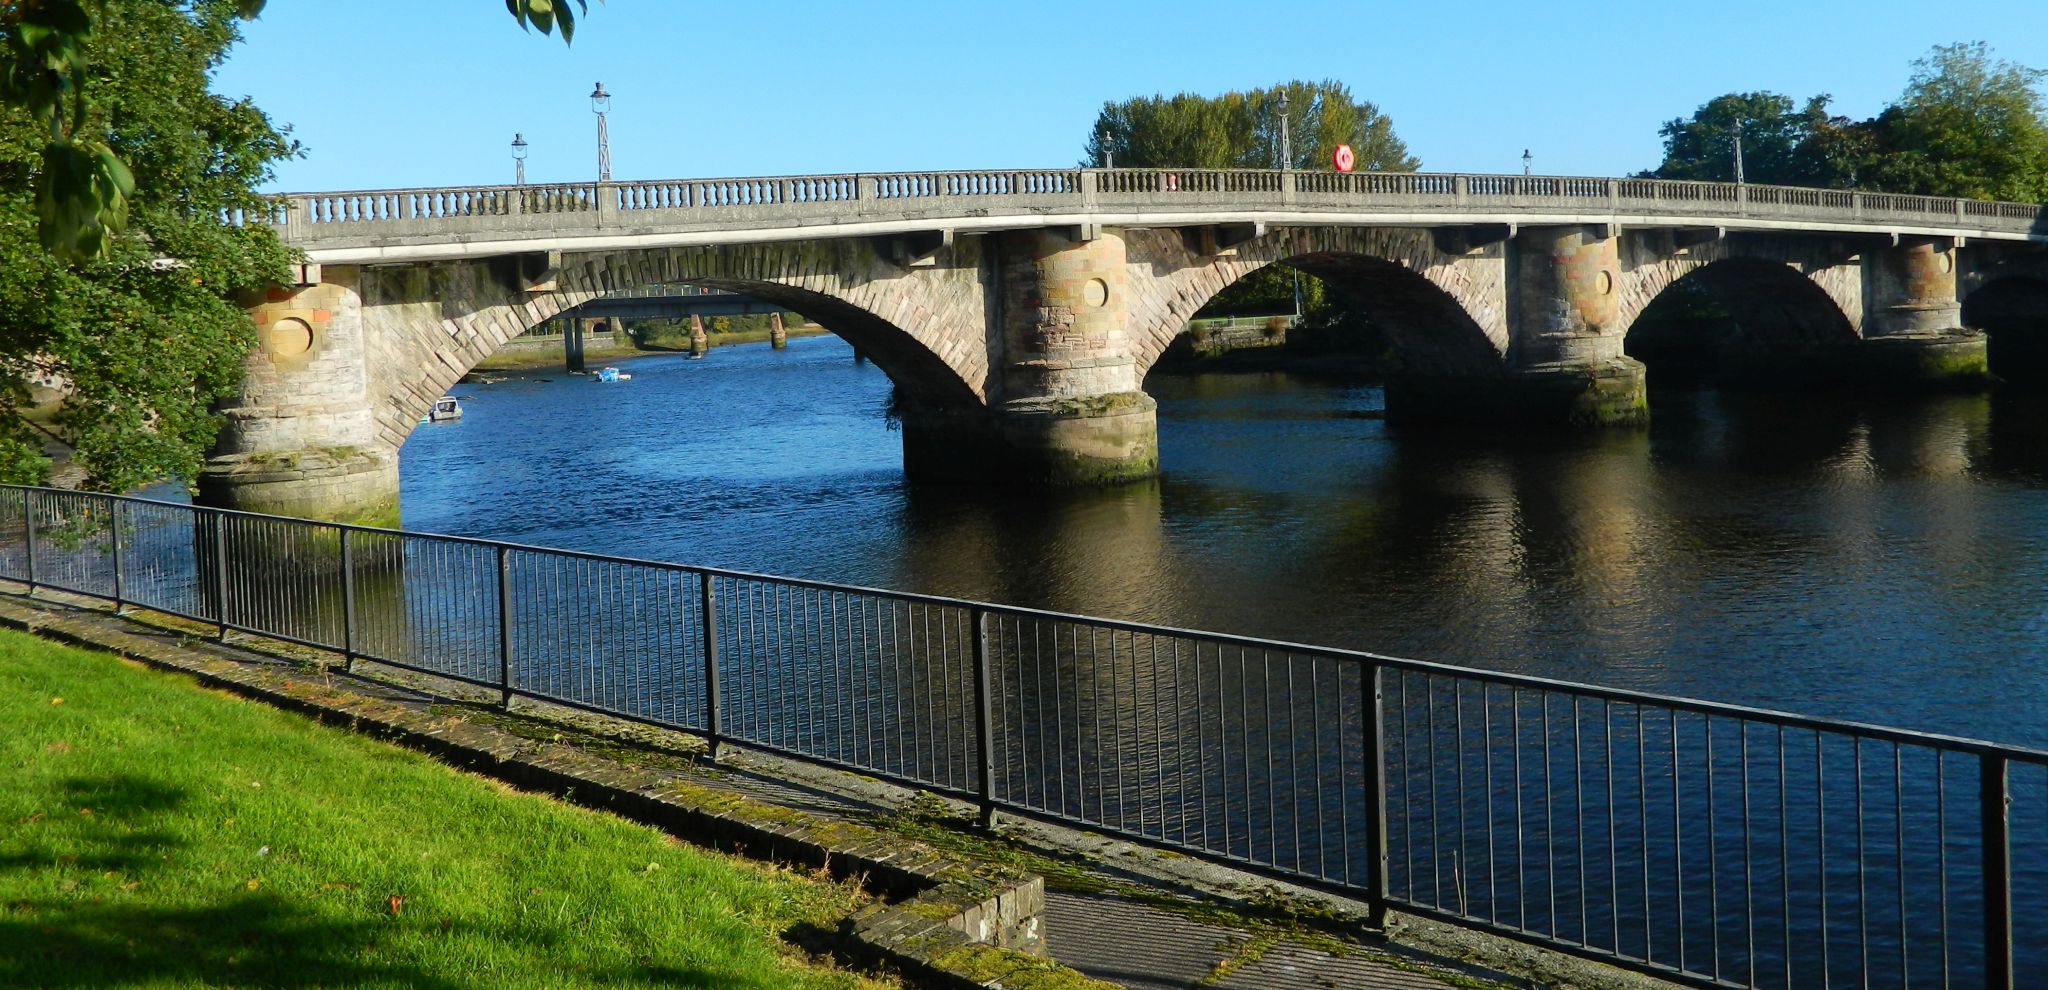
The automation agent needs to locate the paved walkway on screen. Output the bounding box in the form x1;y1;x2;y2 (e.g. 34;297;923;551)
3;590;1507;990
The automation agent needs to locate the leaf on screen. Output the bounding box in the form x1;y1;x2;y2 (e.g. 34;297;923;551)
387;894;406;916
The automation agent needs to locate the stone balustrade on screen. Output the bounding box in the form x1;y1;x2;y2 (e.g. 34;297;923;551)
260;169;2048;263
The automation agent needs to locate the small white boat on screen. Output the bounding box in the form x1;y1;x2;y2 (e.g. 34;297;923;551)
428;395;463;421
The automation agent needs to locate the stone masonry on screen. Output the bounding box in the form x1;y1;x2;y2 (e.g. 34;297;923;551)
209;214;2028;521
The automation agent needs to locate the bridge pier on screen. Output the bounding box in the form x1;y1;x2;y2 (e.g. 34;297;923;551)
906;228;1157;485
1860;240;1989;389
769;312;788;349
689;314;709;357
199;269;401;527
1390;226;1646;427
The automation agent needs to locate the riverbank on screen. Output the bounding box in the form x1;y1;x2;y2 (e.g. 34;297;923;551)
471;325;832;373
0;626;891;990
0;581;1644;990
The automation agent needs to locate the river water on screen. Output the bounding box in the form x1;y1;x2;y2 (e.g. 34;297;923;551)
399;335;2048;751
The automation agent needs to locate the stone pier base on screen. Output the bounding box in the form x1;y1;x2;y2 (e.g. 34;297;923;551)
1857;332;1990;390
196;448;400;528
1386;357;1649;428
901;393;1159;486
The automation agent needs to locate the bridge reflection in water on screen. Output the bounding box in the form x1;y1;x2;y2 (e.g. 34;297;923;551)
3;482;2042;990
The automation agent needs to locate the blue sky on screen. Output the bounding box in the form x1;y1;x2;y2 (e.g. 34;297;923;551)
213;1;2048;192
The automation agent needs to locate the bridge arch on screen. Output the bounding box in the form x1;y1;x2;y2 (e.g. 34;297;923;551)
1122;227;1508;381
1617;238;1862;385
358;239;992;452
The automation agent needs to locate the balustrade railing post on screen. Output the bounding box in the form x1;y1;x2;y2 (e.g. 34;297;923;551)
1362;661;1390;927
971;606;997;828
340;527;358;672
700;571;722;762
1982;753;2013;990
496;545;514;707
210;512;229;640
108;497;124;612
21;489;36;595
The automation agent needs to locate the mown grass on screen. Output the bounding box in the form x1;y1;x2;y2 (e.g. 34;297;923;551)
0;628;892;990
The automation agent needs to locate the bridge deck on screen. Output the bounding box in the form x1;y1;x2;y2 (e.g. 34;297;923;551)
253;169;2048;264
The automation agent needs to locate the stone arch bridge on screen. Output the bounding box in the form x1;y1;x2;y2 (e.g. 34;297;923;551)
213;168;2048;523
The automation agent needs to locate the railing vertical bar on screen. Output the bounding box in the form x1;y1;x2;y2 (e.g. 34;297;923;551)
1363;661;1389;927
109;496;124;611
701;570;722;761
1981;754;2012;990
972;606;996;827
340;528;357;670
496;544;513;706
23;489;37;593
211;511;229;639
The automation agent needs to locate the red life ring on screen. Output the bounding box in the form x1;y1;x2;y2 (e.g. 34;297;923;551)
1333;144;1356;173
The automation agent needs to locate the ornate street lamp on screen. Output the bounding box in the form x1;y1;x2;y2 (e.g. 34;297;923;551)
1732;118;1746;185
1278;91;1292;170
1522;149;1532;176
511;132;528;186
591;82;612;182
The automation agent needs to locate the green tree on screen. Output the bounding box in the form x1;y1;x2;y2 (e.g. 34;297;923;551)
3;0;589;263
1083;80;1418;172
0;0;296;490
1861;42;2048;201
1648;91;1809;184
1643;44;2048;200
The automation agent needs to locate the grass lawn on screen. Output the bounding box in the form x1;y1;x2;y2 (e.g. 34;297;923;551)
0;628;892;990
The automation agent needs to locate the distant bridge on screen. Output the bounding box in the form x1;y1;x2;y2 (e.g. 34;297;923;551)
208;169;2048;524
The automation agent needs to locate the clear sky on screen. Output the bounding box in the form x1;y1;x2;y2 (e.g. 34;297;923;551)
212;1;2048;192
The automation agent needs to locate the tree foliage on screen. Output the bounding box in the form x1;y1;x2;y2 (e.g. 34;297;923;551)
0;0;297;490
1083;80;1418;172
1646;43;2048;201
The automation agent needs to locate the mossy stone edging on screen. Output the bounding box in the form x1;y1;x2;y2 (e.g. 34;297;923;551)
0;592;1118;990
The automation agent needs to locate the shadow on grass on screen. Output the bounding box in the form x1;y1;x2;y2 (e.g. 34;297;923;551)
0;775;191;874
0;898;756;989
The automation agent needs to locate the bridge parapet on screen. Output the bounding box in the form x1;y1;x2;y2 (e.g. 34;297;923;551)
261;169;2048;263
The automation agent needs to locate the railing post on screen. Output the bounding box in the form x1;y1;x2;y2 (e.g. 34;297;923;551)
1453;174;1468;205
1982;753;2013;990
210;512;230;640
108;497;124;613
496;545;514;708
595;182;618;228
700;570;722;762
1362;662;1390;927
855;174;875;203
971;606;997;828
340;527;358;672
22;489;36;595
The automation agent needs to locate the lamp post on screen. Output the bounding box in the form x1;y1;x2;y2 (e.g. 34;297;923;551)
1522;149;1532;176
511;133;528;186
1278;91;1292;170
1732;117;1746;185
591;82;611;182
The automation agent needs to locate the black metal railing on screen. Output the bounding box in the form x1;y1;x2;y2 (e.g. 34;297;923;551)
0;484;2039;990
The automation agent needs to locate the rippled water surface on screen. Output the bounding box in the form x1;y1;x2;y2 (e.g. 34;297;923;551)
400;336;2048;748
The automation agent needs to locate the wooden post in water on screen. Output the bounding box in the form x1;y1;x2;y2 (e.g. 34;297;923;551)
769;312;788;350
689;313;709;358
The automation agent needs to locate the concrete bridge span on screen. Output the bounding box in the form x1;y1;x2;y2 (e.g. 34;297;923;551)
207;168;2048;523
